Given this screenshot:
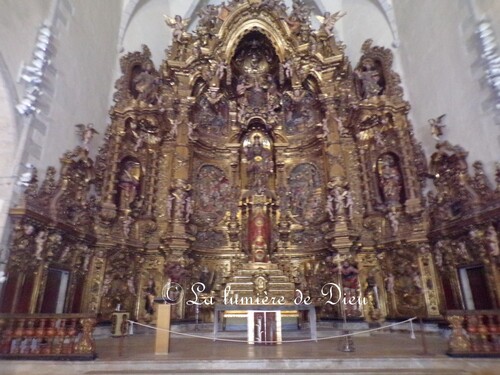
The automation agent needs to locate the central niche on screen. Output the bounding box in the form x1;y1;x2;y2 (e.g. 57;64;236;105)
241;126;274;194
231;31;281;126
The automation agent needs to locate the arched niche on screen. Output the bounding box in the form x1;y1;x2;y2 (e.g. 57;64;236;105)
376;152;405;207
240;123;275;194
116;156;143;212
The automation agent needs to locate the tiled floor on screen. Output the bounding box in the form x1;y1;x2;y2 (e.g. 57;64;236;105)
0;325;499;374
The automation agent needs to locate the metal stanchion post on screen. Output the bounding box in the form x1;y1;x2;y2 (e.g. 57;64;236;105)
418;317;432;356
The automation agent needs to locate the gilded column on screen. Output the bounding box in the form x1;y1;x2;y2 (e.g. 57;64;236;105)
166;97;195;257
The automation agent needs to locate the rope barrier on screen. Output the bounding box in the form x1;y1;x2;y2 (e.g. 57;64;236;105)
126;316;417;344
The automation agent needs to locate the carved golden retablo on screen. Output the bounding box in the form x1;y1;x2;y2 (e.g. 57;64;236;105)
2;0;499;329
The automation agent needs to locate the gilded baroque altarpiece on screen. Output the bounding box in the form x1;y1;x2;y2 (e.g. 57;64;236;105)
2;0;499;323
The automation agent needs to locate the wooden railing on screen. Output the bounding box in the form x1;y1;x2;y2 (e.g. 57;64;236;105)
446;310;500;357
0;313;97;360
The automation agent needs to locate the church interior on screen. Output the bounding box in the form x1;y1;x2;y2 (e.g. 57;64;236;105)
0;0;499;374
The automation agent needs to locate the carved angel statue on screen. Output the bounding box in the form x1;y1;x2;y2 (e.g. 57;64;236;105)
429;114;446;141
316;10;346;38
164;15;190;43
75;123;99;149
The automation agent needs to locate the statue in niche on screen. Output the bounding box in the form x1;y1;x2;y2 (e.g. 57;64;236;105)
144;277;156;317
332;186;346;216
118;160;141;210
171;181;192;222
355;58;383;99
243;133;274;193
132;62;159;104
377;153;403;207
364;270;381;319
232;35;278;109
241;46;270;78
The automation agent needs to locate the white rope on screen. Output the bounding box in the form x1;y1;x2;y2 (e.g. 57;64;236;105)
126;317;417;344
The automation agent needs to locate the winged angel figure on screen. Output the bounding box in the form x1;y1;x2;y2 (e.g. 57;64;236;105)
316;11;346;38
75;123;99;149
429;114;446;141
164;15;190;43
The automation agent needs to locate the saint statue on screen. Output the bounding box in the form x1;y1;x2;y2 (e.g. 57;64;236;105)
355;58;382;99
119;160;141;210
378;154;403;207
244;133;273;193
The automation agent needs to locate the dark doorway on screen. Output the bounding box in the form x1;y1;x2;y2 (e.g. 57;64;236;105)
40;268;70;313
459;266;493;310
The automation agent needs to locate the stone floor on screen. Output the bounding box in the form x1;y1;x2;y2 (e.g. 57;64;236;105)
0;324;499;374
